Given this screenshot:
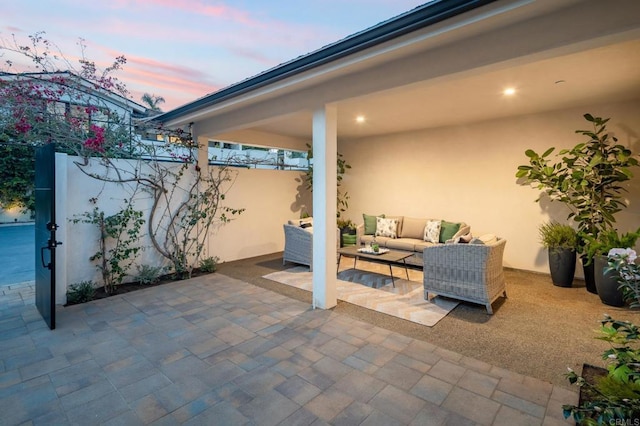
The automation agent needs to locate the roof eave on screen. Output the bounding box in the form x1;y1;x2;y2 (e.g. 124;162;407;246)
154;0;497;125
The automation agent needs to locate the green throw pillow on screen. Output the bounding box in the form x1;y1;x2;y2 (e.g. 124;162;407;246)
363;213;385;235
439;220;461;243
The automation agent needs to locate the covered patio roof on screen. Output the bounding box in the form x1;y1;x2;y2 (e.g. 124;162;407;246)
154;0;640;309
155;0;640;141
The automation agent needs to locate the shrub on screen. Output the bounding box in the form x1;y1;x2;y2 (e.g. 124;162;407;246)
538;222;578;250
564;315;640;423
136;264;164;285
66;281;96;304
199;256;219;273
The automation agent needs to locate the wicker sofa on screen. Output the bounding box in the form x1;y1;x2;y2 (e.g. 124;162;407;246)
423;237;507;314
356;214;471;267
283;218;340;271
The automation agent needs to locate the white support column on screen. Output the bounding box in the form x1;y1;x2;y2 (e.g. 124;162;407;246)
312;104;338;309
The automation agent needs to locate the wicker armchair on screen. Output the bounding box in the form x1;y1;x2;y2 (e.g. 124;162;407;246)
283;221;340;271
283;224;314;270
423;238;507;314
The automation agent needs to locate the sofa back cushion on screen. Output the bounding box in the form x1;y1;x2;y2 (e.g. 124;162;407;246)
400;217;427;239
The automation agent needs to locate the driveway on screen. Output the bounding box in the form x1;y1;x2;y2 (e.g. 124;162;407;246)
0;223;34;285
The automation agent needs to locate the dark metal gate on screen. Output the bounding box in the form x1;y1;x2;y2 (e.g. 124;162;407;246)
35;143;60;330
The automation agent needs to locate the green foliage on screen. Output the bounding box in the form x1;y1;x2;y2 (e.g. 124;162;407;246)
66;281;96;304
0;143;35;214
148;160;244;280
606;249;640;308
199;256;219;273
583;228;640;260
538;222;578;250
304;143;352;219
135;264;165;285
337;219;356;231
516;114;639;254
140;93;165;113
563;315;640;424
2;32;244;285
74;201;145;294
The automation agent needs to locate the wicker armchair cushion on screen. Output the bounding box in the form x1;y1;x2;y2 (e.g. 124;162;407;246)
288;217;313;227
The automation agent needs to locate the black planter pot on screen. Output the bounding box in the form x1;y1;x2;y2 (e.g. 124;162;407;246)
594;255;625;307
581;255;598;294
548;248;576;287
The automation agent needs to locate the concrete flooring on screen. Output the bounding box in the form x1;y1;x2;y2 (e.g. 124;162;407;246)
0;273;577;425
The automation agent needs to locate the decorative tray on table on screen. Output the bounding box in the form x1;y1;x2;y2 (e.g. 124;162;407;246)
357;247;389;255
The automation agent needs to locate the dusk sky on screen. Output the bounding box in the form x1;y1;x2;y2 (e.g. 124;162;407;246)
2;0;427;111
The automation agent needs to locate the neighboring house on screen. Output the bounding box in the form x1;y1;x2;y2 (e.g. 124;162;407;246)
0;71;148;223
154;0;640;308
0;71;308;224
0;70;148;130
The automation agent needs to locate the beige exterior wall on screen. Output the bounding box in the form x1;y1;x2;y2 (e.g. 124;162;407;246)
339;101;640;275
206;167;311;262
60;156;310;300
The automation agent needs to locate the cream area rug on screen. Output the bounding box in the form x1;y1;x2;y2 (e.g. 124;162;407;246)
263;265;458;327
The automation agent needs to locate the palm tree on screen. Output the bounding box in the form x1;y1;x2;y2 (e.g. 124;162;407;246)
140;93;165;114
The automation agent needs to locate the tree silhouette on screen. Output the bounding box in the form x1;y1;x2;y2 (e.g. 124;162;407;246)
141;93;165;114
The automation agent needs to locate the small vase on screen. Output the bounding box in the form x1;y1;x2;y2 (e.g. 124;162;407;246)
594;255;625;307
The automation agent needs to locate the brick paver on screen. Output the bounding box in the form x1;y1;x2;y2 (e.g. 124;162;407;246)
0;273;577;425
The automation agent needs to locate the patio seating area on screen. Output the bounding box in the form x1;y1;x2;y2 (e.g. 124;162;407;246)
1;260;580;425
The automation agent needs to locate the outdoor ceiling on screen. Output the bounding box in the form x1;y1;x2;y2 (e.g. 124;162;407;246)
250;37;640;141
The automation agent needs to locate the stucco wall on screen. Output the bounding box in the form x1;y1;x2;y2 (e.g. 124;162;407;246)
339;101;640;276
207;168;311;262
59;155;311;297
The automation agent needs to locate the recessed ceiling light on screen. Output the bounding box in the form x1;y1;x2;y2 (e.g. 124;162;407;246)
503;88;516;96
355;115;366;124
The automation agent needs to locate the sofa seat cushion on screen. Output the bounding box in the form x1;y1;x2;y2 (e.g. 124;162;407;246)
385;238;420;252
414;240;439;252
360;235;393;247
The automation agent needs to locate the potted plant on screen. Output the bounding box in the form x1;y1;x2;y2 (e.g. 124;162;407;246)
338;219;357;247
563;315;640;424
516;114;639;293
539;222;578;287
583;228;640;306
607;248;640;308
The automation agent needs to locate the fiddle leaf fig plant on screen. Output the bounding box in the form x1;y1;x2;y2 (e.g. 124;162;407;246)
516;114;639;253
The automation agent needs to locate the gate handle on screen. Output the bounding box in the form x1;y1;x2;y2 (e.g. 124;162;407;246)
40;240;62;270
40;246;52;270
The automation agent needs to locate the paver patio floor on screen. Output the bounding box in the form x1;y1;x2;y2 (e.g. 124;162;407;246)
0;273;576;425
